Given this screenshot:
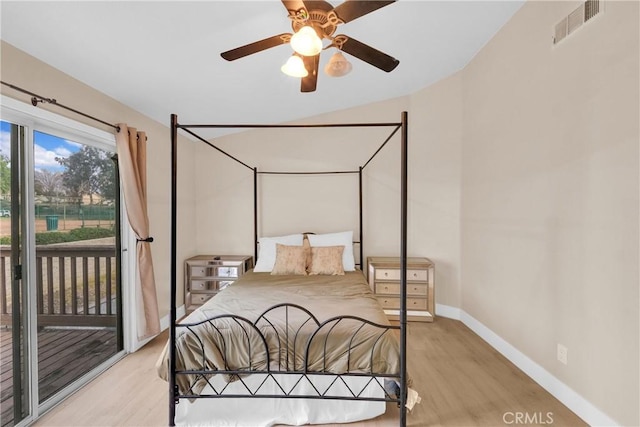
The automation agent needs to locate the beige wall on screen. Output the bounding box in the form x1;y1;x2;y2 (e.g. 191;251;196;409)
0;41;197;320
409;73;463;308
460;1;639;425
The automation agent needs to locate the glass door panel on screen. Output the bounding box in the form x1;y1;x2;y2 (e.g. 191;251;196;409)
0;121;29;427
32;131;122;404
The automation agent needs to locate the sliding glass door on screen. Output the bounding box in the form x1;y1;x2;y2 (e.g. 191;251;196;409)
0;108;124;426
0;122;29;426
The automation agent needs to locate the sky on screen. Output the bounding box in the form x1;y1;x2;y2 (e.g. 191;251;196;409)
0;121;81;172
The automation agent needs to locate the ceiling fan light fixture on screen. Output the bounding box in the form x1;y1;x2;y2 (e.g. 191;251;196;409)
290;25;323;56
281;54;309;78
324;51;352;77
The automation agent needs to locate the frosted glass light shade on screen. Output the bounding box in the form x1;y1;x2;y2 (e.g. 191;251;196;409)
281;55;308;77
324;51;352;77
290;26;323;56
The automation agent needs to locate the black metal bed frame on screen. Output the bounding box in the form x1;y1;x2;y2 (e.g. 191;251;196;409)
169;112;409;426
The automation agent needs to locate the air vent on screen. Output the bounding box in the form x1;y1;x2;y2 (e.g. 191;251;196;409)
553;0;604;45
585;0;601;21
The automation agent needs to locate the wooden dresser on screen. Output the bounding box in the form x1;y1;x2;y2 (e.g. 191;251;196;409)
184;255;253;313
367;256;435;322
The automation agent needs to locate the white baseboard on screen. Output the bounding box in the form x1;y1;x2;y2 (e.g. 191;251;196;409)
435;304;618;427
435;303;461;320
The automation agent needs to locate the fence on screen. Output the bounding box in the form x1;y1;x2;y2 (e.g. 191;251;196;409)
0;245;117;328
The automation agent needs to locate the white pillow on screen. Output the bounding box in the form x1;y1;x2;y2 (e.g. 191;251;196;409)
307;230;356;271
253;234;304;272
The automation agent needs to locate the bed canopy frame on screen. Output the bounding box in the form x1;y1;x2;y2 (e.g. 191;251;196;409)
169;111;409;426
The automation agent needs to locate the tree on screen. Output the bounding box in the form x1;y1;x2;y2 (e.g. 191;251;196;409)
56;146;115;205
96;156;117;201
34;169;64;203
0;154;10;197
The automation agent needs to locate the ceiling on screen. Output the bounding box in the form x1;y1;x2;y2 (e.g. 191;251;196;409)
1;1;524;131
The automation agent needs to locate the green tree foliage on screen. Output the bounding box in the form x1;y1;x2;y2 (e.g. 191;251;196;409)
56;146;116;204
0;154;10;196
97;156;116;200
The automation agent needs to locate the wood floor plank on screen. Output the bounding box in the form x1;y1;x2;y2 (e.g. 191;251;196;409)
34;318;588;426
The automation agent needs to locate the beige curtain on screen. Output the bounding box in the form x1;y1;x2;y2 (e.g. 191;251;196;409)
116;124;160;339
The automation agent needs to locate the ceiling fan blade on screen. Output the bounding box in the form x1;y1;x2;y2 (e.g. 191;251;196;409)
301;54;319;92
221;34;291;61
281;0;307;15
333;0;396;23
337;35;399;72
302;1;334;13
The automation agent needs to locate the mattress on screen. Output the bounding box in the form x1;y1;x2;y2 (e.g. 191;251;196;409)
173;373;387;427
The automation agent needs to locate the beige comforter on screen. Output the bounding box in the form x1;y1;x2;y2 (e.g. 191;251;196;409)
157;271;401;395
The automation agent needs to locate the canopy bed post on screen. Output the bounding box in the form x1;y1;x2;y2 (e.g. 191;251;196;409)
169;113;178;426
359;166;364;269
254;167;258;262
400;110;408;426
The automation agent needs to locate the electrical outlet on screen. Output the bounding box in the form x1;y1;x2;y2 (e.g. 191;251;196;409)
557;343;568;365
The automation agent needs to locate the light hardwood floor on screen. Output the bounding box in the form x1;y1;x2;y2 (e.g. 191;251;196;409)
35;318;587;426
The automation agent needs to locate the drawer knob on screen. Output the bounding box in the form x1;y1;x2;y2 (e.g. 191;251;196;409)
384;272;388;277
412;272;418;277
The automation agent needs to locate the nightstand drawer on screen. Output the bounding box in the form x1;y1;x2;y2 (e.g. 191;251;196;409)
375;283;428;296
377;296;427;310
376;282;399;294
375;268;428;282
189;292;214;306
191;266;239;278
190;280;235;292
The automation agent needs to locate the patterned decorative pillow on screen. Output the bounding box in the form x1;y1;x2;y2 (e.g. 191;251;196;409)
271;244;308;275
308;246;345;276
307;230;355;271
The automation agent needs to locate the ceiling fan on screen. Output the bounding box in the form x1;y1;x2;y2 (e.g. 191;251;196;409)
220;0;400;93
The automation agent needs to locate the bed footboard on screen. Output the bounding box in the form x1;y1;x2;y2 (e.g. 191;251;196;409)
172;303;402;405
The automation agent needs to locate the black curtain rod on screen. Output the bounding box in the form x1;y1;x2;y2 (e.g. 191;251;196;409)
1;80;120;132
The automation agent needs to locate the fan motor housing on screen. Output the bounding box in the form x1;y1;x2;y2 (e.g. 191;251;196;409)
291;10;340;39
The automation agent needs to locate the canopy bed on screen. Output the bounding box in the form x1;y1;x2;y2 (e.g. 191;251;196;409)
161;112;411;426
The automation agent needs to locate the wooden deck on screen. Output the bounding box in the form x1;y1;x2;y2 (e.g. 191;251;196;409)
0;327;117;427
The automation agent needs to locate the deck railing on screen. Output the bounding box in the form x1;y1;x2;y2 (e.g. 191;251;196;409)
0;245;117;328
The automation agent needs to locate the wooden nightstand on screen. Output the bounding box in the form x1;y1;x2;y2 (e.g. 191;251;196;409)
184;255;253;313
367;257;435;322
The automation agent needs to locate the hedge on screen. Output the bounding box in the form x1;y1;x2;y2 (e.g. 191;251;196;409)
0;226;115;245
